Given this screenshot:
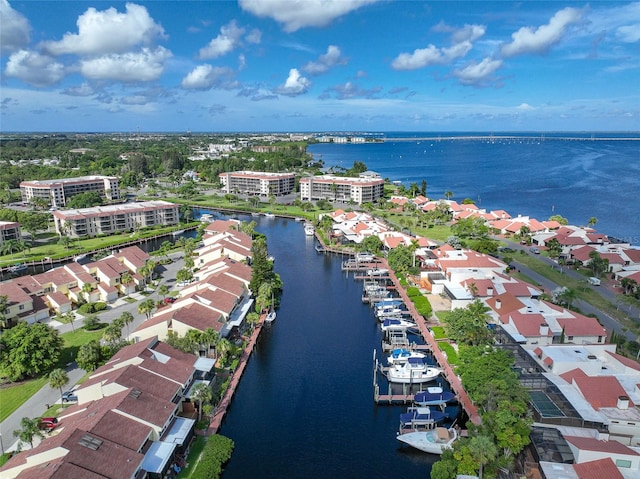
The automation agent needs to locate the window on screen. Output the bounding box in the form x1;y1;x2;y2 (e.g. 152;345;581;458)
615;459;631;468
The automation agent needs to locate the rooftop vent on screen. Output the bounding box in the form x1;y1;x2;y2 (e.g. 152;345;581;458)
129;388;142;399
78;434;103;451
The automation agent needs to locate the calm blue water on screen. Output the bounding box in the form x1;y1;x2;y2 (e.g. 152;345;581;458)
217;215;454;478
309;134;640;245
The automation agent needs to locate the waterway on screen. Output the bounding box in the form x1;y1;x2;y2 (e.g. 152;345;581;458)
218;213;456;478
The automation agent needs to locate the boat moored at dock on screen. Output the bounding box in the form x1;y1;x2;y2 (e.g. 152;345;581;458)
413;387;456;406
387;358;441;384
397;426;458;454
399;406;446;429
381;318;416;332
387;348;427;365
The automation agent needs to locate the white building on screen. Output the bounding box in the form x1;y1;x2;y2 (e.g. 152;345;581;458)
53;200;179;238
299;174;385;205
218;171;296;196
20;175;120;207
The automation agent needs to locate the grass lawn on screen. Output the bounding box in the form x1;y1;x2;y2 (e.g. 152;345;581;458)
59;328;105;366
435;311;452;323
437;341;459;365
122;297;138;304
430;325;447;340
177;435;207;479
0;377;47;422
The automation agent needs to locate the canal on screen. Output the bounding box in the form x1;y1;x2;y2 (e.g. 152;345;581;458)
218;214;452;478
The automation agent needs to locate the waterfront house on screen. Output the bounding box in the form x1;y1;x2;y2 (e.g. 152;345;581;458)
0;221;22;244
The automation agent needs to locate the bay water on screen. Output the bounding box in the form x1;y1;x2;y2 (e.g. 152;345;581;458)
308;134;640;245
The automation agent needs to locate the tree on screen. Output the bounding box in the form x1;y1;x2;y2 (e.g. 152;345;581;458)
120;271;134;290
444;190;454;200
66;191;104;209
587;216;598;228
102;322;122;346
138;298;156;319
56;311;76;332
48;368;69;404
588;250;609;277
360;235;383;256
548;214;569;225
13;417;45;451
0;322;63;381
466;435;498;479
0;294;9;328
82;282;94;303
546;238;562;259
191;382;213;422
118;311;134;337
76;339;102;371
176;267;193;284
157;283;169;300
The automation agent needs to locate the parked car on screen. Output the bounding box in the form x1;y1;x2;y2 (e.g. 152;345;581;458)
62;390;78;402
163;297;177;304
529;246;540;254
38;417;58;431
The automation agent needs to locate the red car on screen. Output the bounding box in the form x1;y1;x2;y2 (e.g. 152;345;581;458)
164;297;177;304
38;417;58;431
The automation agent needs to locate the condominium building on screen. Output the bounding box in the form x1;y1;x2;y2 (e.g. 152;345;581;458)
20;175;121;207
53;201;179;238
219;171;296;196
299;174;385;205
0;221;21;243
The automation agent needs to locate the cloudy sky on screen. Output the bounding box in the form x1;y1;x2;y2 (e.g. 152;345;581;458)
1;0;639;132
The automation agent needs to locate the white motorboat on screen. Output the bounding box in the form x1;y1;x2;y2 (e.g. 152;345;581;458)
413;387;456;406
265;310;276;323
387;358;441;384
304;223;315;236
397;427;458;454
200;213;213;222
376;306;405;319
381;318;416;332
387;348;427;365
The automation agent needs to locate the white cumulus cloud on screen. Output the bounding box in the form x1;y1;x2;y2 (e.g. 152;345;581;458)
239;0;379;32
198;20;246;59
1;0;30;53
392;24;485;70
453;57;503;86
501;7;584;57
276;68;310;96
43;3;166;56
517;103;535;110
303;45;347;75
80;47;171;82
4;50;65;87
181;64;236;90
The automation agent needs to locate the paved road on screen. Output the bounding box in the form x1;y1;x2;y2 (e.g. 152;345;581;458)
0;252;185;453
503;240;639;342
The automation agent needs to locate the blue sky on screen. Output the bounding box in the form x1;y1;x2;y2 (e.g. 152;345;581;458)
1;0;639;132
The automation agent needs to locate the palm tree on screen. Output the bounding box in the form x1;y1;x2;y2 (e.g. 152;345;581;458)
191;382;213;422
444;190;454;200
138;298;156;319
13;417;45;451
120;271;133;291
216;338;233;367
587;216;598;228
157;284;169;300
203;328;219;358
56;311;76;332
118;311;134;337
48;368;69;405
82;282;93;303
467;434;497;479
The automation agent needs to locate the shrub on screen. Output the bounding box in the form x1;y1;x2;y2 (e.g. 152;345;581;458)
190;435;234;479
78;302;107;314
93;302;107;312
83;315;102;331
406;286;421;298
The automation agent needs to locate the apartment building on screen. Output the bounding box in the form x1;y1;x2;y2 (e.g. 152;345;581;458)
0;221;21;243
218;171;296;196
299;174;385;205
20;175;120;207
53;200;179;238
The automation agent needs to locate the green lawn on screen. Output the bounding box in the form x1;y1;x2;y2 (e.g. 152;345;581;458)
437;341;459;365
177;435;207;479
430;325;447;340
435;311;452;323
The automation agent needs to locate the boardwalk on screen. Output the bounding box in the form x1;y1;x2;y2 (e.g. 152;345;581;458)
207;312;266;435
379;258;482;426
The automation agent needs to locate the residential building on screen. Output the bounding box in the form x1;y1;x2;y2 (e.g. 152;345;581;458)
0;221;21;243
218;171;295;196
299;174;385;205
20;175;120;207
52;200;179;238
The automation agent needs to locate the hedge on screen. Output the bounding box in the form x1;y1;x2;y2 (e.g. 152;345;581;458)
190;434;234;479
78;302;107;314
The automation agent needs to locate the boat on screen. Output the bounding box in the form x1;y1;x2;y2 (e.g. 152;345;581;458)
375;305;404;319
397;427;458;454
200;213;214;222
380;318;416;332
399;406;447;428
172;229;185;236
387;348;427;365
265;212;275;218
372;298;403;308
265;310;276;323
413;387;456;406
8;263;28;274
366;268;389;276
304;223;315;236
387;358;441;384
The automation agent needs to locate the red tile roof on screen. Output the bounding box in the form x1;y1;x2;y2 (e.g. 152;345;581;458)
573;458;624;479
556;316;607;338
565;435;639;455
571;376;633;410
